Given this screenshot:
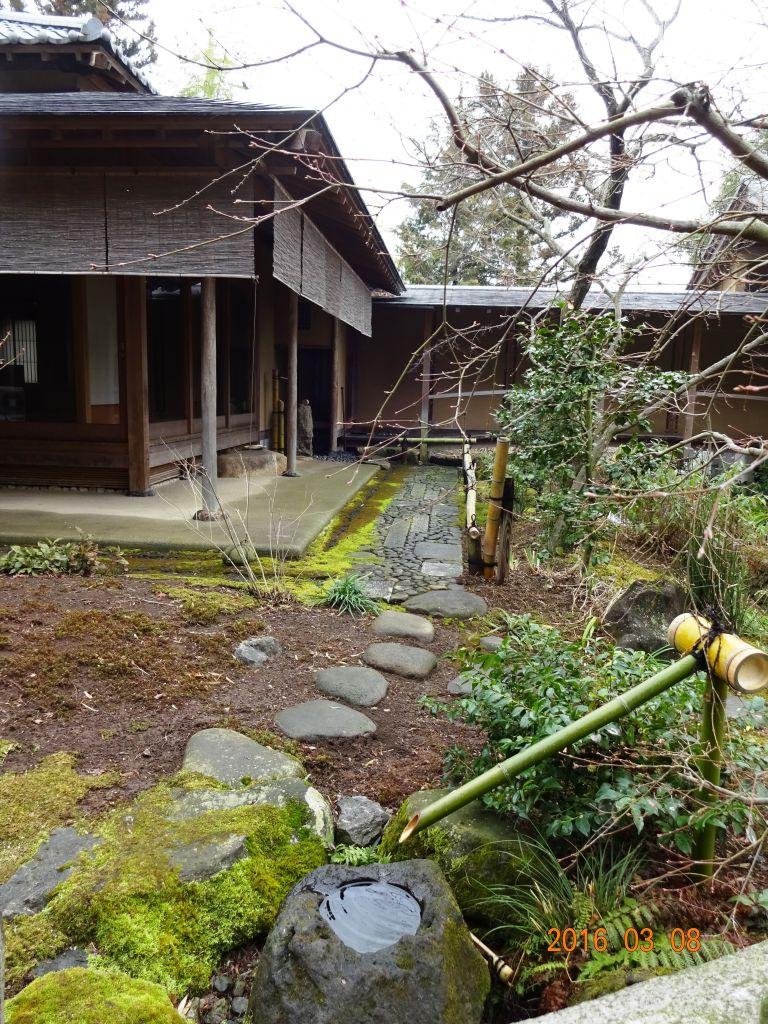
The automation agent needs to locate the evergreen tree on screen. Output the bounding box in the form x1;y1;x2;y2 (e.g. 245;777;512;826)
395;71;584;286
180;31;234;100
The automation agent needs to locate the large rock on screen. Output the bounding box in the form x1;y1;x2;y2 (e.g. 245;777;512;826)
30;947;90;979
404;589;488;619
335;795;390;846
535;938;768;1024
315;666;388;707
234;635;282;667
6;967;182;1024
379;789;532;921
362;642;437;679
169;778;334;846
602;580;687;655
247;860;489;1024
276;700;376;741
0;827;101;920
182;728;304;787
372;609;434;642
168;833;249;882
218;446;287;478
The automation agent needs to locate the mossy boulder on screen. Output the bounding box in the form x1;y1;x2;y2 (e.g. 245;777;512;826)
5;780;326;998
379;789;533;922
6;968;181;1023
247;860;489;1024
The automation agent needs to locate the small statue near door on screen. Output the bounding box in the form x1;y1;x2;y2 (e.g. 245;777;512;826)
298;399;314;456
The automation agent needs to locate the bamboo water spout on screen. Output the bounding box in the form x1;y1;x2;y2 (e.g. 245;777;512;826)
399;616;768;853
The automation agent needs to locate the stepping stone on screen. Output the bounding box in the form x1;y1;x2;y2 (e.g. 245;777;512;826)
404;589;488;619
168;833;249;882
235;635;282;666
447;675;473;696
363;642;437;680
335;795;391;846
169;778;334;846
383;520;409;549
315;666;388;707
414;541;463;561
372;609;434;642
0;828;101;920
362;579;393;601
421;560;462;579
182;728;304;787
479;635;504;652
276;700;376;741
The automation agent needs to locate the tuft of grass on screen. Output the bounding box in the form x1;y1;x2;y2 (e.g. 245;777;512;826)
315;574;380;617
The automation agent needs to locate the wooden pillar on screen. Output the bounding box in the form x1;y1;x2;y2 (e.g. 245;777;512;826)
284;288;299;476
199;277;218;515
329;316;342;452
682;320;703;442
419;309;433;463
121;276;150;496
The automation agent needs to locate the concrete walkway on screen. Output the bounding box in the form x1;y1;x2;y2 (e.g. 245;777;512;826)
0;459;378;557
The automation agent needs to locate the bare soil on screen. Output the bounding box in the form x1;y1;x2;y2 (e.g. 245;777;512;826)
0;574;481;814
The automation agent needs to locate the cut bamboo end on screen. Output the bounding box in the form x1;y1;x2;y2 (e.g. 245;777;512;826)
399;813;421;844
668;613;768;694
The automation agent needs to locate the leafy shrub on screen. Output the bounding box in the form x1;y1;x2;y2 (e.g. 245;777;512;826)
316;574;380;616
0;538;114;577
434;615;768;853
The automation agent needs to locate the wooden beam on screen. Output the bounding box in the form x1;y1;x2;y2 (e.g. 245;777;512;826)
682;320;704;441
284;287;299;476
199;277;218;514
121;276;150;495
330;316;342;452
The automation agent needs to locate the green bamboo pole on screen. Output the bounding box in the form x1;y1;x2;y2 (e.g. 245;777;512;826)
400;654;700;843
692;673;730;878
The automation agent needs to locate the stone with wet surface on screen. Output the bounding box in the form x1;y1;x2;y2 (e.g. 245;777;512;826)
414;541;463;561
363;642;437;679
276;699;376;741
315;666;388;707
404;588;488;619
371;609;434;642
0;828;101;920
182;727;304;787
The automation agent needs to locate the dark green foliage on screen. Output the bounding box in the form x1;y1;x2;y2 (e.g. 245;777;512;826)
433;615;768;852
0;538;113;576
316;574;380;616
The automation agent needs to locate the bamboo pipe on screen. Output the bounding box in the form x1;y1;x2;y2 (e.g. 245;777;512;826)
470;933;516;986
463;443;482;570
668;613;768;694
481;437;510;579
399;653;700;843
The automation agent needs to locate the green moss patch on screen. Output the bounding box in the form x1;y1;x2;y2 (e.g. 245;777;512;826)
3;914;71;993
0;753;114;884
591;549;665;590
6;968;181;1024
34;781;325;997
0;738;18;764
153;585;258;625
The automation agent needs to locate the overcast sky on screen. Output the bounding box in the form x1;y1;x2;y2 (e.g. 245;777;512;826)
144;0;768;287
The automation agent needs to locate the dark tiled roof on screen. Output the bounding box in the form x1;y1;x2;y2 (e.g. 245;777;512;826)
0;92;306;118
376;284;768;315
0;10;153;92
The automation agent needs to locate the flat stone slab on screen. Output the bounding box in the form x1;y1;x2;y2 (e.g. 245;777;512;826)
421;559;462;578
31;947;90;979
363;642;438;679
169;833;249;882
404;589;488;619
479;635;504;652
169;778;333;846
276;700;376;741
0;828;101;920
414;541;463;561
362;579;394;601
315;666;388;707
536;937;768;1024
372;609;434;642
182;728;304;787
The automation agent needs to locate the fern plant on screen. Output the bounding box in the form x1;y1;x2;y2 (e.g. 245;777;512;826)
578;931;734;981
330;844;392;866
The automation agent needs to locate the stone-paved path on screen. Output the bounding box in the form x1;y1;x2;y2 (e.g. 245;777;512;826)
354;466;463;602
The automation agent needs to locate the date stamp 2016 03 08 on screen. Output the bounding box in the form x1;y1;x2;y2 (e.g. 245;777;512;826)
547;927;701;955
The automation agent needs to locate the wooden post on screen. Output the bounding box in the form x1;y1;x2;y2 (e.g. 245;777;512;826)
199;277;218;516
682;320;703;442
284;288;299;476
121;276;150;496
419;310;432;464
329;316;342;452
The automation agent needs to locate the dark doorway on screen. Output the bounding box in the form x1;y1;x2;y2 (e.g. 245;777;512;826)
276;345;332;454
